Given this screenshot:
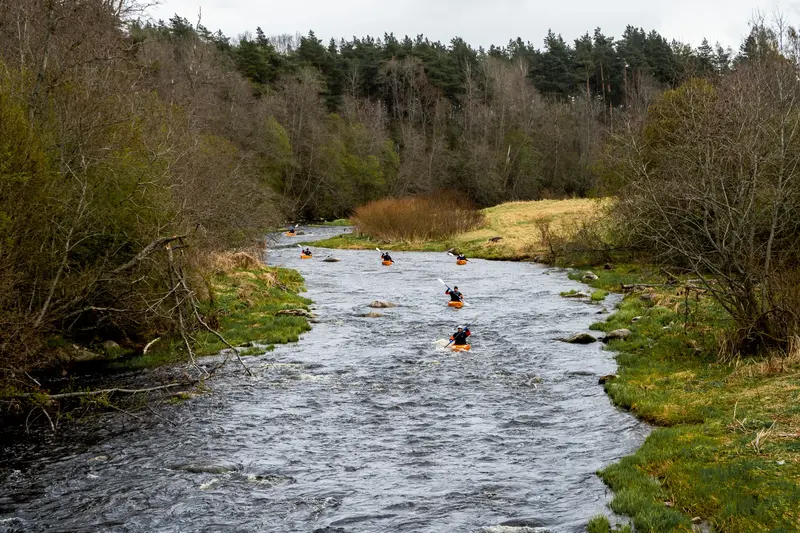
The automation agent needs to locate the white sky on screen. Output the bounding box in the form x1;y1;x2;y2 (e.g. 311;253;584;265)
145;0;794;50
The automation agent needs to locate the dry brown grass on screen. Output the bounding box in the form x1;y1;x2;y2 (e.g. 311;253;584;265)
207;250;263;275
450;198;608;258
352;192;484;242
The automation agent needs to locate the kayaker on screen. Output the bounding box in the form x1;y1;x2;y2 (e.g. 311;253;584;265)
450;326;471;346
445;286;464;303
381;252;393;262
302;248;312;256
457;253;467;261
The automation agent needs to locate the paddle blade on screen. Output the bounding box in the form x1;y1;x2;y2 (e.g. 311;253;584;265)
375;247;382;252
437;278;447;286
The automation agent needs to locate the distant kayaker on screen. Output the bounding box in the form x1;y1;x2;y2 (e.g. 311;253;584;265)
302;248;312;256
450;326;471;346
381;252;393;262
446;286;464;303
457;253;467;261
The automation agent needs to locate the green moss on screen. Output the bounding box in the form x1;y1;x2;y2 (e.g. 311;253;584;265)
591;289;609;301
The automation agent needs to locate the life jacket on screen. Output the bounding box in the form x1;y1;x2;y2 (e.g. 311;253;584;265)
450;329;471;345
446;289;463;302
457;255;466;260
381;253;392;261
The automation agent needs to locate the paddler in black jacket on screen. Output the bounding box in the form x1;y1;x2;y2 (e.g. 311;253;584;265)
450;326;471;346
445;286;464;303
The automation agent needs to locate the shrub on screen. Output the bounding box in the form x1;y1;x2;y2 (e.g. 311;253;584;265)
351;191;484;242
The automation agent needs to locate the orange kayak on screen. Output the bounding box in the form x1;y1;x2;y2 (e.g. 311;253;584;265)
456;259;467;265
451;344;471;351
447;301;464;308
285;232;296;237
300;254;312;259
382;260;393;266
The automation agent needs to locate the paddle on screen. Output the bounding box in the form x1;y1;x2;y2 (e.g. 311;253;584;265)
437;278;469;306
445;314;479;348
447;251;470;262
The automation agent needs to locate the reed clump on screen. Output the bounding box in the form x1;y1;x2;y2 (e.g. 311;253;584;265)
351;192;484;242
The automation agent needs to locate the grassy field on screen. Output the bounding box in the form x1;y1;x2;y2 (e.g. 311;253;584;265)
579;265;800;532
311;198;604;260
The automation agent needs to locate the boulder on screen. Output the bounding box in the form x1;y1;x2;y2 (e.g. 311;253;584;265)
562;333;597;344
562;291;591;299
604;263;613;270
602;328;632;343
598;374;618;384
68;344;105;362
322;257;340;262
582;271;599;281
369;301;397;308
276;309;314;318
101;340;121;352
631;316;643;323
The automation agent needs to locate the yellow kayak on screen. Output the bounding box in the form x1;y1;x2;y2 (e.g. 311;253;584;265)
382;260;393;266
447;301;464;308
300;254;312;259
456;259;467;265
451;344;471;351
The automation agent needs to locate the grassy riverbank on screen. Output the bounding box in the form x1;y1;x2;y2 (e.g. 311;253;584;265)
310;198;603;260
109;259;312;372
575;266;800;532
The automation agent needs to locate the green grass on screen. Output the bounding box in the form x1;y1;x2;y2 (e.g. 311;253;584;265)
312;218;351;227
308;232;522;260
591;289;609;301
108;266;311;371
578;265;800;532
587;516;632;533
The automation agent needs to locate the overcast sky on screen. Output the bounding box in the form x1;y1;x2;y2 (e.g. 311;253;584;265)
145;0;791;50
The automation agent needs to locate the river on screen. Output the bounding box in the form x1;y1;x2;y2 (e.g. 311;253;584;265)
0;227;648;533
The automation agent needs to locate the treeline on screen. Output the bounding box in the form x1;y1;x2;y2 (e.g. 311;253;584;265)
136;16;745;216
600;21;800;356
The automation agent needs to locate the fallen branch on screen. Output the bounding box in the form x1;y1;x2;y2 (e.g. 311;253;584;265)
143;337;161;354
15;382;191;400
108;235;186;278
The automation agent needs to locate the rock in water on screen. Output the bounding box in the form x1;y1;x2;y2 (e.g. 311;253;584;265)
322;257;340;262
369;301;397;308
598;374;618;384
582;271;599;281
562;333;597;344
562;291;591;299
276;309;314;318
602;328;632;343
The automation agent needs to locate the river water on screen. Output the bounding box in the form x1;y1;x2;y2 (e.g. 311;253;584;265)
0;227;648;533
